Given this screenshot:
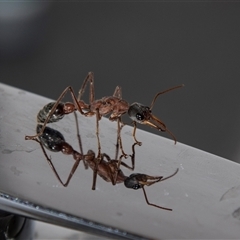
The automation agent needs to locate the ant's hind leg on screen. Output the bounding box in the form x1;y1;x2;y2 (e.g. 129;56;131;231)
33;138;81;187
25;86;78;141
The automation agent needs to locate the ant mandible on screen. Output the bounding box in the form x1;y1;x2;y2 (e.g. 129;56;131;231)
33;124;179;210
25;72;183;160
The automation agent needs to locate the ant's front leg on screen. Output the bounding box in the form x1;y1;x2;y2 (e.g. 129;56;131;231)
132;121;142;146
116;118;128;158
113;142;139;184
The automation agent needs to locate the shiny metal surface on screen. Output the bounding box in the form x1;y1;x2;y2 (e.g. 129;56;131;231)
1;83;240;239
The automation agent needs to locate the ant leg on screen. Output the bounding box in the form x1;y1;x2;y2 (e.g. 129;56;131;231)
113;154;126;184
112;87;128;158
111;160;134;171
142;187;172;211
117;118;128;157
25;85;92;141
33;138;81;187
73;111;88;169
112;86;122;99
112;87;129;158
114;117;125;160
91;155;104;190
91;98;111;190
117;141;138;171
77;72;95;103
113;142;138;184
100;153;120;186
127;142;137;171
95;109;102;159
25;87;71;140
73;112;83;155
91;169;98;190
132;122;142;146
91;109;102;190
113;86;127;159
114;131;120;161
99;151;129;186
113;118;127;184
25;86;80;140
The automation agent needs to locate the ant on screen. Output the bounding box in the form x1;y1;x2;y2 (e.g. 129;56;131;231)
33;124;179;210
25;72;183;160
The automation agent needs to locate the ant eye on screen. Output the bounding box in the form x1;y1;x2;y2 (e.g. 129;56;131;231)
132;184;141;190
136;113;144;121
124;175;142;189
128;103;149;122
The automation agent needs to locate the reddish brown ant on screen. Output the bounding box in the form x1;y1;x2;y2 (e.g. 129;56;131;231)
25;72;183;160
33;124;179;210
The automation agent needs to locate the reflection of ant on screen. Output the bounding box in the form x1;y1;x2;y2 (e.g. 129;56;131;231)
25;72;183;158
33;124;178;210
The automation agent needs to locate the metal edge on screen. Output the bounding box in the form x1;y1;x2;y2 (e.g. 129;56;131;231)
0;192;149;240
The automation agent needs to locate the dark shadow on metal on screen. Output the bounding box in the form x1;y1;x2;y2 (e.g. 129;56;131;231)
0;192;149;240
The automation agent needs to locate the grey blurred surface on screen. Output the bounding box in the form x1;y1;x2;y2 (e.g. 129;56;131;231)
33;221;113;240
1;83;240;239
1;2;240;162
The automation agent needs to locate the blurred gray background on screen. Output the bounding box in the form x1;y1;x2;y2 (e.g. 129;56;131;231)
1;2;240;163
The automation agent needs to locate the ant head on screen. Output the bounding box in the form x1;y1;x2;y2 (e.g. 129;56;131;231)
124;173;148;190
128;102;177;144
125;169;179;211
128;103;151;123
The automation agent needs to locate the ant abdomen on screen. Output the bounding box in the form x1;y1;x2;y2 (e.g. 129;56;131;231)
37;102;65;123
36;124;65;152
